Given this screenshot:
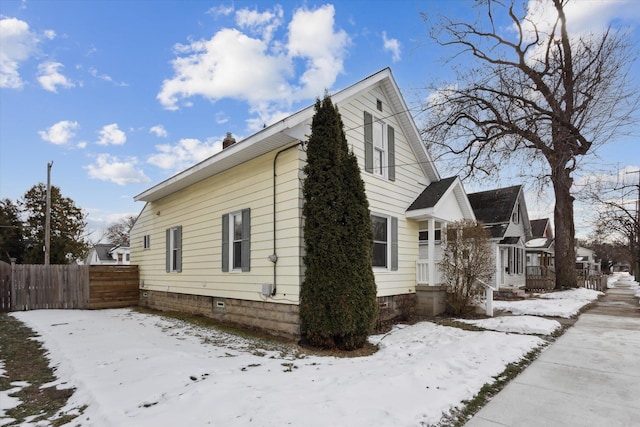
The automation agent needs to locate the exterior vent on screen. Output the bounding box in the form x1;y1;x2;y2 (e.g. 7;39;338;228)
222;132;236;149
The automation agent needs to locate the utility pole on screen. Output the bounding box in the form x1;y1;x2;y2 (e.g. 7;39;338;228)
44;161;53;265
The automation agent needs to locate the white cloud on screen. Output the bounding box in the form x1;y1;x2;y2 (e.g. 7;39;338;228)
43;29;56;40
0;17;38;88
77;141;87;149
157;4;350;129
382;31;401;62
287;5;350;98
207;4;234;18
519;0;640;41
97;123;126;146
85;154;150;186
147;137;223;171
38;120;79;145
37;61;75;92
236;5;283;41
88;67;127;86
149;125;168;138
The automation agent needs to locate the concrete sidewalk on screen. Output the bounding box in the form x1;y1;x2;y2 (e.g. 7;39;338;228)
465;284;640;427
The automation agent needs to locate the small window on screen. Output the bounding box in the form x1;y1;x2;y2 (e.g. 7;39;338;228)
166;226;182;273
373;120;385;176
419;222;442;244
222;209;251;272
371;214;398;270
372;215;388;268
143;234;151;249
376;99;383;111
126;253;130;262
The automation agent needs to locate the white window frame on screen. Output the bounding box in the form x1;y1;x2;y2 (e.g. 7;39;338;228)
372;119;386;178
372;214;390;270
143;234;150;249
168;227;180;272
419;222;442;245
229;211;243;272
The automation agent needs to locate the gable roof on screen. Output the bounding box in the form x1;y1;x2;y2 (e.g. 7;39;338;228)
135;68;439;203
405;176;476;221
468;185;522;225
407;176;457;210
530;218;552;238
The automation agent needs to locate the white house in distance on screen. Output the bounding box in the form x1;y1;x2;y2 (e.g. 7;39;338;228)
85;243;131;265
130;68;475;338
468;185;532;290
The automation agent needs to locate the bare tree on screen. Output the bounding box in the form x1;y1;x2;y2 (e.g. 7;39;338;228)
422;0;638;288
439;219;494;316
105;215;136;246
584;172;640;275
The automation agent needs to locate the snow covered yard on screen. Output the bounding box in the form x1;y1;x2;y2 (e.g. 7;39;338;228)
493;287;603;318
1;287;610;427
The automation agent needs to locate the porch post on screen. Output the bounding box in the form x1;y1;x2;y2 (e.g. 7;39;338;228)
495;245;501;291
428;217;436;285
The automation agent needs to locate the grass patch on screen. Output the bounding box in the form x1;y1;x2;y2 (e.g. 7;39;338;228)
426;345;546;427
133;307;379;358
0;313;82;426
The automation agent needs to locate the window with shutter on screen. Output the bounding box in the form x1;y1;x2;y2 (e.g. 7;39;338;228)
371;214;398;271
166;226;182;273
222;208;251;272
364;111;395;181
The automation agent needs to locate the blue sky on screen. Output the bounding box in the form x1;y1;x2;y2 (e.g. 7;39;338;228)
1;0;639;241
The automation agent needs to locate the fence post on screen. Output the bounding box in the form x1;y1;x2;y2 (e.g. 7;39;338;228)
485;286;494;317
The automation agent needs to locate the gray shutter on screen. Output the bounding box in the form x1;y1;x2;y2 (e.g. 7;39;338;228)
165;228;170;272
391;216;398;271
388;125;395;181
175;226;182;273
222;214;229;272
364;111;373;173
241;208;251;272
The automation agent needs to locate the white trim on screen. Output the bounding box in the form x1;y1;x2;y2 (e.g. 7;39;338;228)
371;213;391;271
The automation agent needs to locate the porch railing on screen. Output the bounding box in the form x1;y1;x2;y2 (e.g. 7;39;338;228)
416;259;442;286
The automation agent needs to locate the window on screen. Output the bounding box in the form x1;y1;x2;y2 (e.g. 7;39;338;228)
126;253;130;262
117;253;123;263
143;234;151;249
419;222;442;244
364;112;395;181
165;226;182;273
222;209;251;272
371;214;398;270
507;247;524;275
512;203;520;224
373;120;385;176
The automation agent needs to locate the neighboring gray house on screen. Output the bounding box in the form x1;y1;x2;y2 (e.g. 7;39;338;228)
526;218;555;270
468;185;532;289
85;243;131;265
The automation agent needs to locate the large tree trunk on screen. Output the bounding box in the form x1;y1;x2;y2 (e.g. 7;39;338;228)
552;166;578;288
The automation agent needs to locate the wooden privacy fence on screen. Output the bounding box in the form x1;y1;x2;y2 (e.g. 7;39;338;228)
578;273;608;292
0;261;139;312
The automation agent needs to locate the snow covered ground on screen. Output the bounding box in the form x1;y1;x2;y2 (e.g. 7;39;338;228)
0;287;616;427
494;287;603;318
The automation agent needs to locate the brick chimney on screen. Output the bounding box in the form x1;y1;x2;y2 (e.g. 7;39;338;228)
222;132;236;149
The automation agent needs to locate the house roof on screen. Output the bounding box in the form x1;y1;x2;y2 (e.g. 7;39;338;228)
407;176;457;210
405;176;476;221
468;185;522;225
526;237;554;249
92;243;116;261
530;218;551;238
135;68;439;203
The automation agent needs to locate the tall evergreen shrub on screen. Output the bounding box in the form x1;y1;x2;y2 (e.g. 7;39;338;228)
300;94;377;350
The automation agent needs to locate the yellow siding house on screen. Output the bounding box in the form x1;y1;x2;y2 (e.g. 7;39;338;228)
130;68;475;338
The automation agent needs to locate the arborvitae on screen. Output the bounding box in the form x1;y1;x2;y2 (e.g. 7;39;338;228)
300;94;377;350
